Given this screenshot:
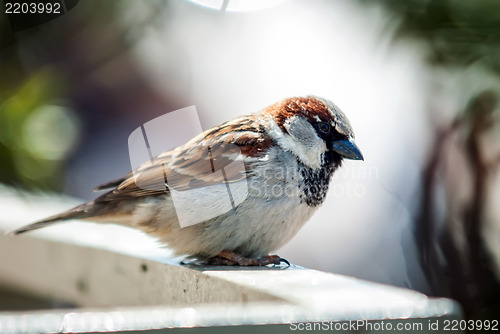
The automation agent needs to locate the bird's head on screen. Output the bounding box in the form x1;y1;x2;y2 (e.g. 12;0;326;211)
264;96;363;169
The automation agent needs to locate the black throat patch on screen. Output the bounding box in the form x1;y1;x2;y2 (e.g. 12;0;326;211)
298;152;341;207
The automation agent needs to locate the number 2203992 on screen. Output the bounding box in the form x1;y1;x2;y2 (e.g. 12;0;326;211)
5;2;61;14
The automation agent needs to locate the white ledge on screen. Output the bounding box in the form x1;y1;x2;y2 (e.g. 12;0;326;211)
0;185;461;333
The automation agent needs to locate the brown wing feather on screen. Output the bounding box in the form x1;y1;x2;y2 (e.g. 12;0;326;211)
94;115;274;203
94;177;126;191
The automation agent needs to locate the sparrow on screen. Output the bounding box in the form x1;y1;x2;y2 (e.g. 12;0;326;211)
12;96;363;266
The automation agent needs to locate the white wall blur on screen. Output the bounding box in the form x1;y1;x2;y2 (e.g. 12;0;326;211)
124;0;432;291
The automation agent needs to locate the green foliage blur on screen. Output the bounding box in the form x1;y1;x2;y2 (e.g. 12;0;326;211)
0;68;78;190
373;0;500;75
0;0;133;191
0;0;166;191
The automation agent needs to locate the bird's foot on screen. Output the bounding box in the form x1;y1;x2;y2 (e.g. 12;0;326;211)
207;250;289;267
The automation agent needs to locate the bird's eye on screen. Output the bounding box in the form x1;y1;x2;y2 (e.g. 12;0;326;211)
318;122;330;133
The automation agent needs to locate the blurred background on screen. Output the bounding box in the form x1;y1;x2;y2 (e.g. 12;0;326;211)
1;0;499;320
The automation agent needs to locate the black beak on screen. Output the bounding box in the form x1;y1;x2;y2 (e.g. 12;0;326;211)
331;138;364;161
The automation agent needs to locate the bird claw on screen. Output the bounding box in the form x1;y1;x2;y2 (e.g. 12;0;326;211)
278;257;291;267
207;250;290;267
207;256;237;266
258;255;281;266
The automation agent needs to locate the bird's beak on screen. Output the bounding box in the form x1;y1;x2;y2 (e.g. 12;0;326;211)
331;138;364;160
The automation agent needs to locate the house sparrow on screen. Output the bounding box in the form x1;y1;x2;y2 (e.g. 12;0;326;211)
12;96;363;266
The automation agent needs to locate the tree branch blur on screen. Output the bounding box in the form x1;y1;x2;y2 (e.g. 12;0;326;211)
418;91;500;318
364;0;500;319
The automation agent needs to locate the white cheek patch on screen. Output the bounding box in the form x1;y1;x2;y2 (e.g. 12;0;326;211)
266;116;327;169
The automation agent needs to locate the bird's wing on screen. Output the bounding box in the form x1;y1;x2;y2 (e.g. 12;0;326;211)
94;177;126;191
94;115;274;203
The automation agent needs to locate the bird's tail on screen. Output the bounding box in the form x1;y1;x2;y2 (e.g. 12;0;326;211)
9;203;93;235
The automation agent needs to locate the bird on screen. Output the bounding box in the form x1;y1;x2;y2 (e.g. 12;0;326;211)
12;96;363;266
